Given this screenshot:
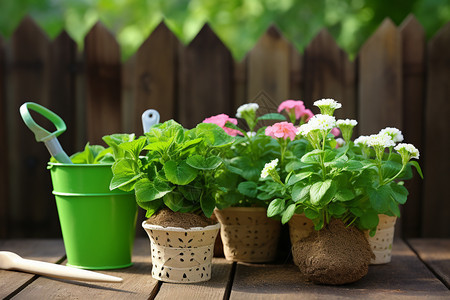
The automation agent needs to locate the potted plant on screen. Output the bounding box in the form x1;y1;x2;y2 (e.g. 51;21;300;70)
48;135;138;270
207;101;313;263
262;99;422;284
108;120;234;283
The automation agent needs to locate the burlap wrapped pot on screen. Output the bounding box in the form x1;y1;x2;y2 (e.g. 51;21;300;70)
366;214;397;264
214;207;281;263
142;221;220;283
288;213;315;245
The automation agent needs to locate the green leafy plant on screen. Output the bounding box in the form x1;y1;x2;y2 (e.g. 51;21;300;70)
107;120;234;218
264;99;423;235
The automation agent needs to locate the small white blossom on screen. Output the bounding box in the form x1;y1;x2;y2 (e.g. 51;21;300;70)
236;103;259;118
306;114;336;131
337;119;358;127
395;143;420;159
367;134;396;148
313;99;342;110
297;123;312;136
354;135;370;146
247;131;256;137
336;138;345;147
261;159;278;179
379;127;404;143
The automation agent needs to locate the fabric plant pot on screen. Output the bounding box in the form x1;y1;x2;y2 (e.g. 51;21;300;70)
366;214;397;264
142;221;220;283
288;213;315;246
48;163;138;270
214;207;281;263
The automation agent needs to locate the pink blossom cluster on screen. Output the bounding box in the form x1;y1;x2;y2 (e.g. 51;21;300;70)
202;114;242;136
277;100;314;121
265;122;297;141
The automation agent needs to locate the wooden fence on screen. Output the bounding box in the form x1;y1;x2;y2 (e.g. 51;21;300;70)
0;15;449;238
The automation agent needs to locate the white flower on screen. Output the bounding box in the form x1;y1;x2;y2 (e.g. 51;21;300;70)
306;114;336;131
236;103;259;118
247;131;256;137
261;158;278;179
313;99;342;110
395;143;420;159
379;127;404;143
337;119;358;127
354;135;370;146
367;134;396;148
336;138;345;147
297;123;312;136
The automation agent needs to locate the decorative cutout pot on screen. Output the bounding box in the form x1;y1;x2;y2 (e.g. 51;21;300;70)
142;221;220;283
214;207;281;263
288;213;315;245
366;214;397;264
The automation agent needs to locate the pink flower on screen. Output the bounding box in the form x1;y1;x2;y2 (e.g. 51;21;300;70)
331;127;340;137
278;100;306;119
203;114;241;136
303;109;314;122
265;122;297;141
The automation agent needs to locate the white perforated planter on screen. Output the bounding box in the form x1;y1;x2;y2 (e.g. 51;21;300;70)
288;213;315;246
214;207;281;263
142;221;220;283
366;214;397;264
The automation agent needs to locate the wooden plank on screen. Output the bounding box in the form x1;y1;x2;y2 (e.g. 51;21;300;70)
289;45;303;102
247;26;291;104
230;240;450;299
0;36;8;238
85;22;121;145
304;29;356;120
422;22;450;238
408;239;450;288
178;24;233;128
358;19;402;135
0;239;65;298
133;22;178;133
233;58;247;112
121;53;135;134
12;238;159;299
8;16;53;238
399;16;426;238
155;258;233;299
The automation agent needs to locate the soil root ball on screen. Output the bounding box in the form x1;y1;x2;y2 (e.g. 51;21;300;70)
292;219;374;285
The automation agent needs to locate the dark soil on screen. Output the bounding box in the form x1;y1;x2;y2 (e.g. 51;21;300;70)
147;208;216;229
292;219;374;285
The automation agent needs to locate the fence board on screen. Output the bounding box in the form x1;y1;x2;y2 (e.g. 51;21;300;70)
422;23;450;237
0;36;7;238
359;19;402;135
133;22;178;132
247;26;291;107
122;53;136;134
399;16;426;238
8;17;53;237
289;45;303;102
304;29;356;120
85;22;122;145
233;58;247;112
178;24;233;128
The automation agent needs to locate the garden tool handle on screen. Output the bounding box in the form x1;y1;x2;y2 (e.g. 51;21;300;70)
19;102;72;164
142;109;160;133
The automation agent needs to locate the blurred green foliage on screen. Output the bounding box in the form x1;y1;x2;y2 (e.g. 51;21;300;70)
0;0;448;61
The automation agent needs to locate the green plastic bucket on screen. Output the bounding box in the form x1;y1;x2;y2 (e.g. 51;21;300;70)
48;163;138;270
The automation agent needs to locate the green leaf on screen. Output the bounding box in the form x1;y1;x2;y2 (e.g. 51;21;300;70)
304;208;319;220
256;113;286;122
119;137;147;159
281;204;296;224
200;194;216;218
389;201;401;217
267;198;285;217
178;185;202;201
381;161;403;179
359;211;379;230
344;160;364;171
334;188;355;201
368;185;391;213
292;183;310;203
389;182;408;204
409;161;423;179
287;172;312;186
237;181;258;198
135;178;174;202
186;155;222;170
193;123;234;147
301;149;323;164
328;203;347;216
310;180;332;205
138;199;163;218
285;160;310;172
164;160;198;185
110;158;141;190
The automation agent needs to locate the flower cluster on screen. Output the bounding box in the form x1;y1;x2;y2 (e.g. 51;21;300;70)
278;100;313;124
203;114;241;136
314;98;342;116
265;122;297;141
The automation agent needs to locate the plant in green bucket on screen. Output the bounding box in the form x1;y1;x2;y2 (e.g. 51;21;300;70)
108;120;234;283
49;135;138;270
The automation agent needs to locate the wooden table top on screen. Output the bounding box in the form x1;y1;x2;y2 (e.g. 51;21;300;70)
0;238;449;299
